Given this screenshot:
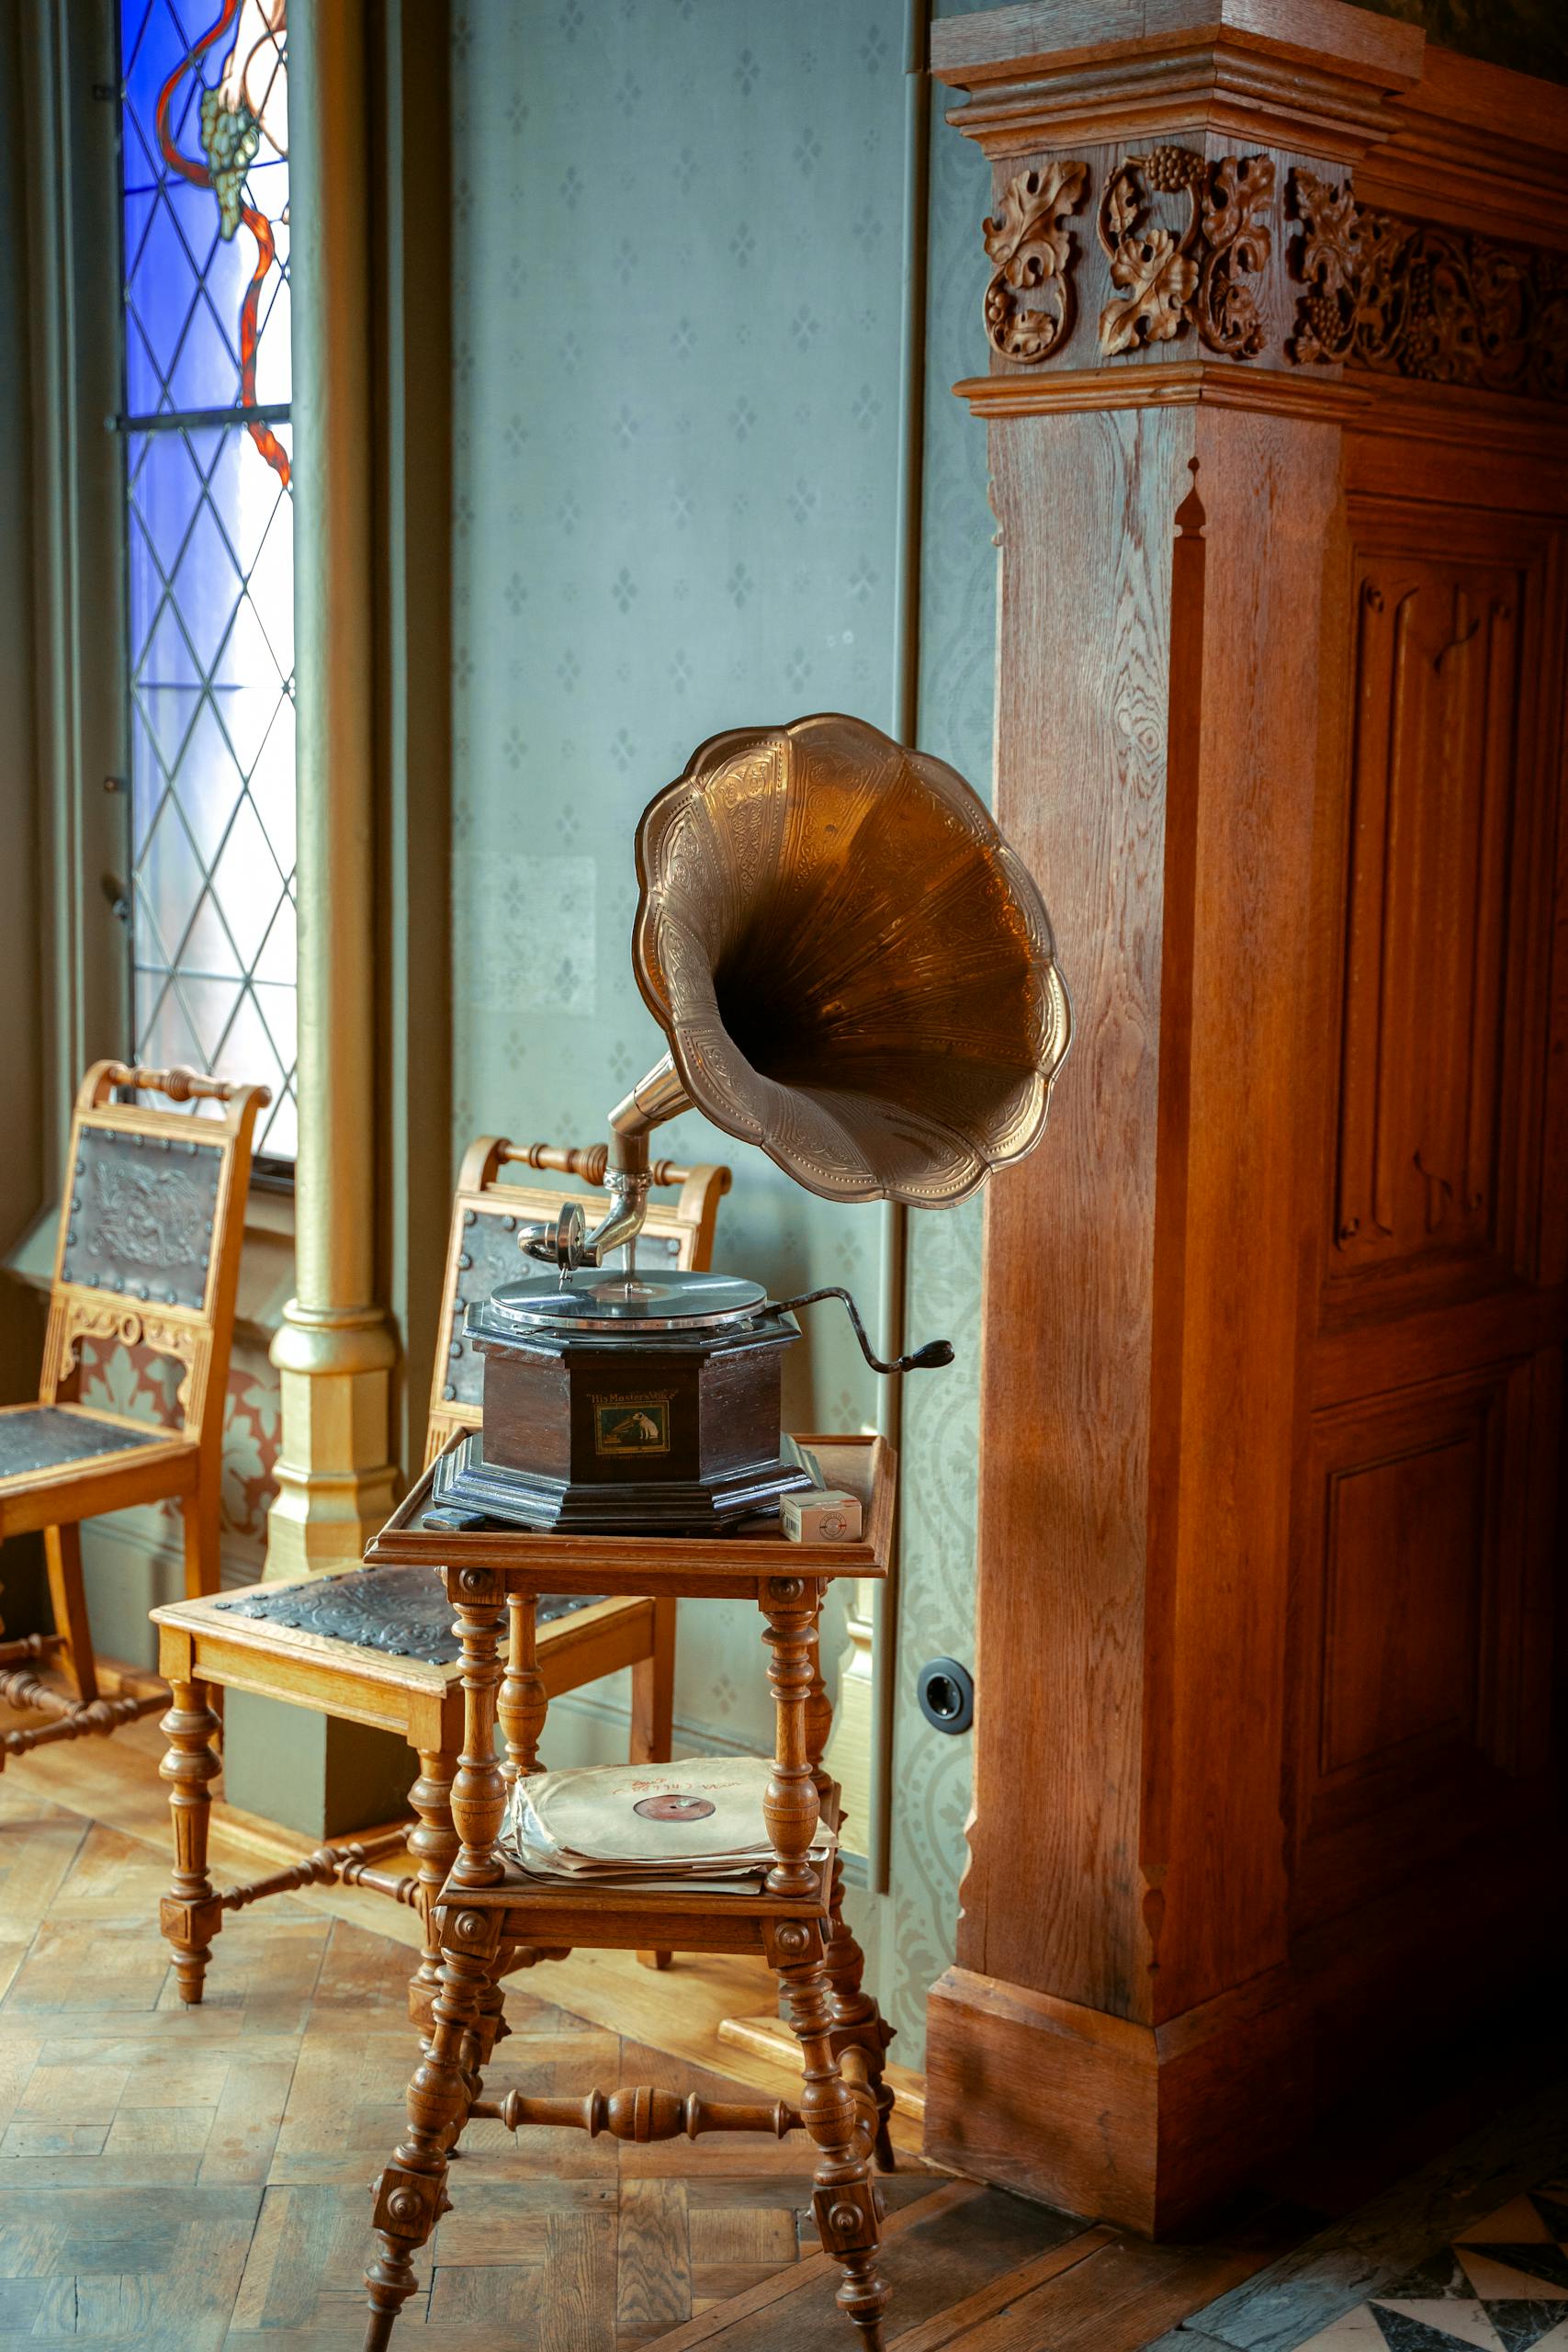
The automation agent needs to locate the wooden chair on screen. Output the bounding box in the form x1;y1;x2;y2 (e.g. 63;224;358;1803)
0;1060;269;1763
151;1136;730;2009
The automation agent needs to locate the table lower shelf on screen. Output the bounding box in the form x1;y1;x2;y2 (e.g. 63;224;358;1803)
436;1846;835;1958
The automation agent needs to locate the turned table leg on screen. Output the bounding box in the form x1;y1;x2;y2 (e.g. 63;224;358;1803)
497;1593;546;1781
405;1747;458;2031
761;1575;823;1898
365;1567;512;2349
823;1860;897;2173
366;1903;504;2348
804;1600;897;2169
160;1679;223;2005
447;1570;509;1888
771;1917;889;2350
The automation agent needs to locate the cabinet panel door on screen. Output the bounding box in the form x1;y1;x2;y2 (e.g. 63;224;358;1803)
1325;516;1560;1320
1290;1360;1553;1930
1291;492;1567;1939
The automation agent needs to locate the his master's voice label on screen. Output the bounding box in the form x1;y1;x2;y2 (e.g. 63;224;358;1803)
592;1392;673;1458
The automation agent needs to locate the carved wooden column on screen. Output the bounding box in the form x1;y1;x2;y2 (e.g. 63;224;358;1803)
925;0;1568;2233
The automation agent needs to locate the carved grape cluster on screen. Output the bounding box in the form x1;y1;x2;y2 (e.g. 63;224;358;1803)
1140;144;1204;196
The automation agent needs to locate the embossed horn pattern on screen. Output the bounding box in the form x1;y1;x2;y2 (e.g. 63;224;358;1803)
621;712;1071;1213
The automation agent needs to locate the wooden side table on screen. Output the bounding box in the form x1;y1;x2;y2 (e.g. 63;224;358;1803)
359;1434;899;2352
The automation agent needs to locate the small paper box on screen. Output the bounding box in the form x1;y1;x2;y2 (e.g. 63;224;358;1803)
780;1488;863;1544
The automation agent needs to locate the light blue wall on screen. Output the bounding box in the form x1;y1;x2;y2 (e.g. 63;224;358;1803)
888;4;998;2036
451;0;999;2058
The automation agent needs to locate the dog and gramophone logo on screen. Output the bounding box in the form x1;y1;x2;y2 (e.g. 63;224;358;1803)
592;1391;673;1457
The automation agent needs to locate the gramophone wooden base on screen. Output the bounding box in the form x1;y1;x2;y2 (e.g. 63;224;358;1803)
428;1429;813;1535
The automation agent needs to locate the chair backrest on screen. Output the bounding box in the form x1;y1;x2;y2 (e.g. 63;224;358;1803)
41;1060;270;1451
424;1136;731;1466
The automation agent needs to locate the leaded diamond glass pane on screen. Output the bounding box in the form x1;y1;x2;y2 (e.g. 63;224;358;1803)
118;0;295;1166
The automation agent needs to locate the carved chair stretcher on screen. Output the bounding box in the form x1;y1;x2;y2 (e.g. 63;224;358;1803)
150;1136;729;2004
350;1433;899;2352
0;1061;268;1759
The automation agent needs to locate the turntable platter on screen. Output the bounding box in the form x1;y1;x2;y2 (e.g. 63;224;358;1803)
485;1268;769;1336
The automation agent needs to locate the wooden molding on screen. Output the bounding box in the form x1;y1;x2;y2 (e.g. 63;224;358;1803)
929;0;1424;91
1341;378;1568;466
1360;44;1568;247
931;0;1423;162
953;356;1371;420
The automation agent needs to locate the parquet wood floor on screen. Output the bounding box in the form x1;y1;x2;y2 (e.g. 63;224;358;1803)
0;1722;1280;2351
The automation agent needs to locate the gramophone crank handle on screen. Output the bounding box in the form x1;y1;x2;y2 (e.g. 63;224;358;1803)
772;1287;954;1376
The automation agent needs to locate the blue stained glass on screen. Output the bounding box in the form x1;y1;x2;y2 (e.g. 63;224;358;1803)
118;0;296;1163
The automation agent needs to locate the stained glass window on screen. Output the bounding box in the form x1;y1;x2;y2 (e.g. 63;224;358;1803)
118;0;296;1167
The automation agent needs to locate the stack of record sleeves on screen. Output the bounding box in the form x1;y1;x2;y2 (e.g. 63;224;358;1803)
500;1755;835;1894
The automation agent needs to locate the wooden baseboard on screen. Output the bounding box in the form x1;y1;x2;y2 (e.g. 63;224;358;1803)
85;1653;167;1700
207;1795;415;1868
716;2009;928;2125
925;1830;1568;2233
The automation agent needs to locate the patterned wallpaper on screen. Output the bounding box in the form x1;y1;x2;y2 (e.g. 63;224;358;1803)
450;0;999;2058
889;38;998;2041
73;1333;280;1662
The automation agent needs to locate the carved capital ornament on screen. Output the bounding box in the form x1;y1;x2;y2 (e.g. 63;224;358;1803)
976;150;1566;402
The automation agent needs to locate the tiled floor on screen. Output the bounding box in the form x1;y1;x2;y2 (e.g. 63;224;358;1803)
1293;2184;1568;2352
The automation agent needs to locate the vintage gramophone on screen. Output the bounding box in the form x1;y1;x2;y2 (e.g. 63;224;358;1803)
428;713;1070;1535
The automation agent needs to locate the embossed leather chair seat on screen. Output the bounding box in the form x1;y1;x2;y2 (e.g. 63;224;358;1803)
0;1401;197;1542
218;1564;597;1668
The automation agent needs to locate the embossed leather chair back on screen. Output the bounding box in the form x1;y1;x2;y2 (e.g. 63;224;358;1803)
42;1061;271;1452
424;1136;730;1466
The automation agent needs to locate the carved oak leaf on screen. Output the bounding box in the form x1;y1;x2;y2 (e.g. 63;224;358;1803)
1297;170;1359;297
981;158;1089;363
1104;172;1139;243
1101;225;1198;357
1198;154;1275;360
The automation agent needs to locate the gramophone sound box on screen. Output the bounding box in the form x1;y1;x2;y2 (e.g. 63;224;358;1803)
427;712;1071;1538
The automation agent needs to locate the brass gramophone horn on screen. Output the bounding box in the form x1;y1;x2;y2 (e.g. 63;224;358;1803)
565;711;1071;1265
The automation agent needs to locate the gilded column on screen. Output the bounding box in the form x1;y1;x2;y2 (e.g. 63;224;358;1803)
266;0;397;1575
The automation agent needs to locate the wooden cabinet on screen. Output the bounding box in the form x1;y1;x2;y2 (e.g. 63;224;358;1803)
923;0;1568;2233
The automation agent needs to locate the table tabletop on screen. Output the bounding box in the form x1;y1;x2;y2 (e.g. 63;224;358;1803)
364;1433;894;1597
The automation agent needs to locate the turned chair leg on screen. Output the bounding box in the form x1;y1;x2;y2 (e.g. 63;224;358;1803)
160;1679;223;2004
0;1545;72;1771
823;1864;897;2171
366;1906;504;2347
773;1925;889;2350
44;1524;98;1703
405;1748;459;2033
632;1594;678;1973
